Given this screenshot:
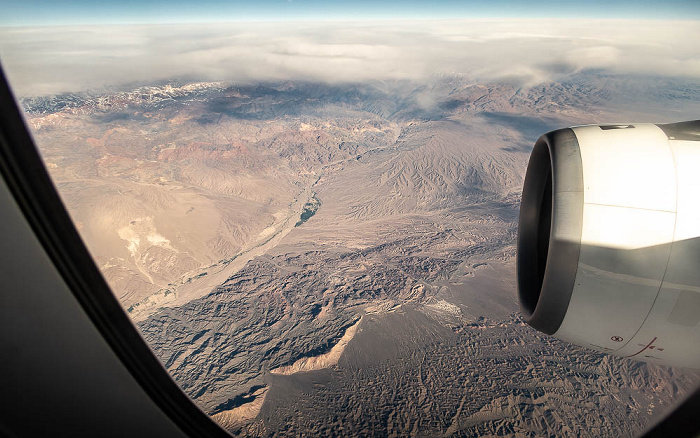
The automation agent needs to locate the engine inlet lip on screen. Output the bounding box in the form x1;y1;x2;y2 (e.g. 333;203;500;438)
517;128;584;335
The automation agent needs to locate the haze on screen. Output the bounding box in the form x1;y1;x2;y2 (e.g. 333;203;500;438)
1;19;699;97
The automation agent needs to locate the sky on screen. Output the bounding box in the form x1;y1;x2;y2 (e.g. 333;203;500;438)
0;0;699;26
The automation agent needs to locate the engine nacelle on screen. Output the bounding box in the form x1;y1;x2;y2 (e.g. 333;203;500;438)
517;120;700;368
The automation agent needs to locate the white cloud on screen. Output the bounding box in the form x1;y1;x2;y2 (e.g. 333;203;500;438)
0;19;699;96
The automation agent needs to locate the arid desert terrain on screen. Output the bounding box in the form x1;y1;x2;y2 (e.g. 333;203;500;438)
23;73;700;436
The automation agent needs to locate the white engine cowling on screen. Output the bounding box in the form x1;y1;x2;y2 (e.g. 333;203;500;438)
517;120;700;368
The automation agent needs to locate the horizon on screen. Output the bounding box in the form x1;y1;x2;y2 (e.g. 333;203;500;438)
1;0;699;26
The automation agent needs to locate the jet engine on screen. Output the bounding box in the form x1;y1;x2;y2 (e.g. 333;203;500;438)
517;120;700;368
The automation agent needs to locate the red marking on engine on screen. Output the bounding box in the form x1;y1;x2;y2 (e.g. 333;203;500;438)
627;337;659;358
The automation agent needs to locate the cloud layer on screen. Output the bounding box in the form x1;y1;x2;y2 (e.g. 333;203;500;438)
1;19;699;96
